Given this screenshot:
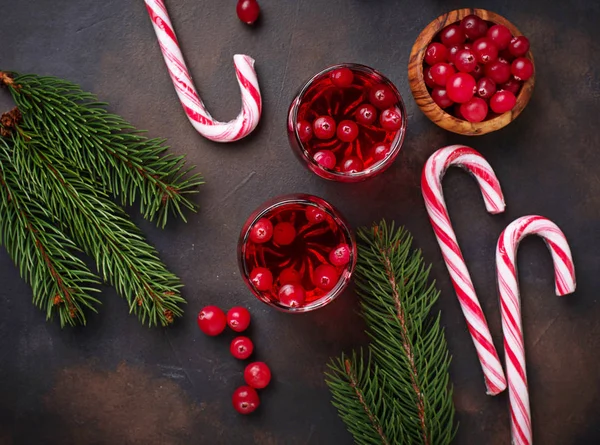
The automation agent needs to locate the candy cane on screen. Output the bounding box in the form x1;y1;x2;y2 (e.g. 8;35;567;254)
421;145;507;395
145;0;262;142
496;215;576;445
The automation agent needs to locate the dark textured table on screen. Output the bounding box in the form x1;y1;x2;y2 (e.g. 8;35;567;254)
1;1;599;444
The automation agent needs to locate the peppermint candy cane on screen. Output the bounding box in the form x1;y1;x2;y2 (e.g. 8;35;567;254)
145;0;262;142
496;215;576;445
421;145;507;395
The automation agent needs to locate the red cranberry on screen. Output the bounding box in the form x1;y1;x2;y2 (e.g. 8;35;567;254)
499;78;522;95
440;24;466;47
278;283;306;307
230;336;254;360
341;156;364;173
511;57;534;81
329;244;351;266
232;386;260;415
372;143;390;162
313;150;336;169
484;59;511;84
249;218;273;244
471;64;483;80
296;120;313;143
197;306;227;336
278;267;301;285
236;0;260;25
369;84;396;109
379;108;402;131
337;120;359;142
305;207;326;224
460;97;489;123
487;24;513;50
227;306;251;332
424;67;437;89
273;222;296;246
473;38;499;64
330;67;354;87
356;104;377;125
447;45;462;64
509;36;530;57
454;49;477;73
430;63;456;87
490;90;517;113
313;264;339;291
460;14;488;40
431;88;453;109
313;116;336;140
476;77;497;100
446;73;476;103
249;267;273;291
425;42;448;65
244;362;272;389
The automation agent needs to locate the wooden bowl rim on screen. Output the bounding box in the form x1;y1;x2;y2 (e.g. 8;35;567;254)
408;8;535;136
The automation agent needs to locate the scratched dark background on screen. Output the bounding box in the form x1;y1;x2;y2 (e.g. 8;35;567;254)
0;0;599;444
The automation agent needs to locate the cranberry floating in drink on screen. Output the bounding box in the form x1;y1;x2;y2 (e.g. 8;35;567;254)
238;194;356;312
288;64;406;182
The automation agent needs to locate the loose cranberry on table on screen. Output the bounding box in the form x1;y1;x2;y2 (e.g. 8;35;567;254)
249;267;273;291
227;306;251;332
197;306;227;336
231;336;254;360
236;0;260;25
249;218;273;244
244;362;272;389
232;386;260;415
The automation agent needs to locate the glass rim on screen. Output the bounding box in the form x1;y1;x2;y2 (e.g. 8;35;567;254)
290;63;407;180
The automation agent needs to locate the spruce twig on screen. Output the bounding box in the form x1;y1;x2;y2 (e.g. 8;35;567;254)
326;221;456;445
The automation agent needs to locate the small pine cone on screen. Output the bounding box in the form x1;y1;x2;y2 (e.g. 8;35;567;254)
53;295;62;305
164;310;174;324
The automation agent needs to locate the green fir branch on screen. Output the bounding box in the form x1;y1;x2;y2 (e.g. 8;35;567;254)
10;134;185;326
327;221;456;445
0;139;101;326
7;73;203;228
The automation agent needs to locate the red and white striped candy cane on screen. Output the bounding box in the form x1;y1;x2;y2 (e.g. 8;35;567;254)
145;0;262;142
496;215;576;445
421;145;507;395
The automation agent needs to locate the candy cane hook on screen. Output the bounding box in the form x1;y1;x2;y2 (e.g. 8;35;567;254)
496;215;576;445
421;145;507;395
145;0;262;142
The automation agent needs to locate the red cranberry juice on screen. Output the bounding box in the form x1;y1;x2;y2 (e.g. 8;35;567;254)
297;70;401;171
244;203;350;306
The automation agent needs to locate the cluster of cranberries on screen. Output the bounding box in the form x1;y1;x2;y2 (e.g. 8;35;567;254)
423;14;533;122
197;306;271;415
236;0;260;25
296;67;402;174
248;208;351;308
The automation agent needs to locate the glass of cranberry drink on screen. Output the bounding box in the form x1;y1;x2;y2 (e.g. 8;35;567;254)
288;64;407;182
238;194;356;312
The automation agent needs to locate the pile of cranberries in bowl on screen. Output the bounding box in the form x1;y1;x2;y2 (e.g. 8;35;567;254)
288;64;406;182
423;14;533;123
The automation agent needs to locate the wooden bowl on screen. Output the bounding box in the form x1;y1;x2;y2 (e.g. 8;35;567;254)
408;8;535;136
